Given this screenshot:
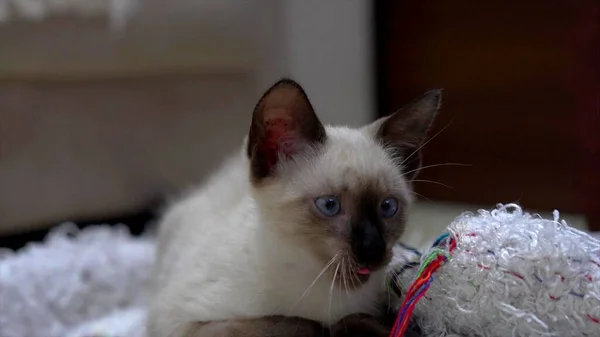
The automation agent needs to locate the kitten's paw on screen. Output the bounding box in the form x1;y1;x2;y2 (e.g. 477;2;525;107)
330;313;389;337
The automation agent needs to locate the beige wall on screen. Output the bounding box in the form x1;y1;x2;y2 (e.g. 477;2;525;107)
257;0;374;127
0;0;374;234
0;75;256;233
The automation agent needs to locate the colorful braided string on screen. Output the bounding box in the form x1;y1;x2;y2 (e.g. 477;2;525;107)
389;233;456;337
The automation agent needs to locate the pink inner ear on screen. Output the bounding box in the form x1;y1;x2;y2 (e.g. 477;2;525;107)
260;117;298;171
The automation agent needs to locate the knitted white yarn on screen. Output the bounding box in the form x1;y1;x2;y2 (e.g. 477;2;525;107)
0;223;154;337
0;0;140;27
396;204;600;337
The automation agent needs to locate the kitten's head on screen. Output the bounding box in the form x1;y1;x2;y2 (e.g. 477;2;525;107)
247;79;440;287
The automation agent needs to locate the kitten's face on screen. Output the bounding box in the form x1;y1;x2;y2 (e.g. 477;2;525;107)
247;79;441;289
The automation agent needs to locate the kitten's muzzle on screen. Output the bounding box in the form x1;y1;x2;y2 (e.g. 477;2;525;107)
350;220;386;270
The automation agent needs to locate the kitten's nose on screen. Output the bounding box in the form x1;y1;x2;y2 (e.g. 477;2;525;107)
351;221;386;268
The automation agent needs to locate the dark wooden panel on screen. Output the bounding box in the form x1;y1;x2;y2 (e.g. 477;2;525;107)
573;1;600;230
376;0;599;224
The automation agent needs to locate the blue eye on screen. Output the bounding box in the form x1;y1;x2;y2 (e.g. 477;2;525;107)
380;197;398;218
314;196;341;217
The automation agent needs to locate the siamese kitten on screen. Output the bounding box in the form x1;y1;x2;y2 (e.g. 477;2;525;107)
148;79;441;337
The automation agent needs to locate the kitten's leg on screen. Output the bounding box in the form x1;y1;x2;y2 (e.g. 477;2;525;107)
330;313;389;337
179;316;328;337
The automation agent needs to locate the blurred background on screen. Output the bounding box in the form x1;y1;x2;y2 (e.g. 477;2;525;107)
0;0;598;249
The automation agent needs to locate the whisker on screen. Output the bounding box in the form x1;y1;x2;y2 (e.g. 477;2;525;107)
342;257;351;297
348;267;360;290
346;259;374;312
386;279;392;312
392;274;407;296
402;162;471;178
329;261;341;327
409;190;432;202
338;258;344;319
338;256;346;324
346;265;379;314
342;257;349;332
287;253;339;315
399;119;455;168
408;179;455;190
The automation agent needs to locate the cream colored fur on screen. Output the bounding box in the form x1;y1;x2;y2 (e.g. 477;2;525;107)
147;125;412;337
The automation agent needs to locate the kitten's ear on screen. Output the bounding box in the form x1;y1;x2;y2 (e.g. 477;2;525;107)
369;89;442;180
247;78;326;180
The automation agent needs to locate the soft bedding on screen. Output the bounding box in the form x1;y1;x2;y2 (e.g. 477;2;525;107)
1;223;598;337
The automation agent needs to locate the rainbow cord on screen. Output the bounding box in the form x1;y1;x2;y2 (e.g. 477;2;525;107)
389;233;456;337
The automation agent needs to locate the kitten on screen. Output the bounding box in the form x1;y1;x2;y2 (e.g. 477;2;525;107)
147;79;441;337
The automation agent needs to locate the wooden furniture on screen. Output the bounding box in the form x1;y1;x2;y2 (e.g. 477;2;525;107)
375;0;600;230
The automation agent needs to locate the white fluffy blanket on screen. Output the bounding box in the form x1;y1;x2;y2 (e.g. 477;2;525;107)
1;222;598;337
0;224;154;337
